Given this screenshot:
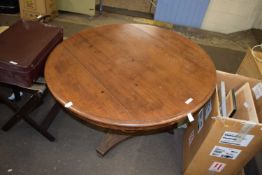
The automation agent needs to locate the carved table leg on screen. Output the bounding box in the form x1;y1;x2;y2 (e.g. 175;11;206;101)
96;132;132;156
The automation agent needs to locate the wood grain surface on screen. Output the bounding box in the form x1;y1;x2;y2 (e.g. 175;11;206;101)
45;24;216;132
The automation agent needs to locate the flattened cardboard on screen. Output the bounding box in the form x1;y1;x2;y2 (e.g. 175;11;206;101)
226;90;237;118
233;83;258;122
217;71;262;122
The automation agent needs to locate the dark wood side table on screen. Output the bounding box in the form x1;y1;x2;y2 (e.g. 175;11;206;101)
45;24;216;155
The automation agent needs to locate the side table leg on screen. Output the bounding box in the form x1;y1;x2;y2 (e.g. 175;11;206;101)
96;132;132;156
0;94;19;112
2;93;41;131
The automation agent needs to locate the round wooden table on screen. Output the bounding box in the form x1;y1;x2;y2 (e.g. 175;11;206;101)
45;24;216;155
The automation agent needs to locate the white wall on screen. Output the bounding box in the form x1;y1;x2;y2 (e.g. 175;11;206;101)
201;0;262;33
253;8;262;29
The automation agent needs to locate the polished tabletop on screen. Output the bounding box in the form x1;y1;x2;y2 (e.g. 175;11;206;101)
45;24;216;132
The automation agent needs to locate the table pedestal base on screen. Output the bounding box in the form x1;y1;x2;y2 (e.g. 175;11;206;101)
96;132;132;156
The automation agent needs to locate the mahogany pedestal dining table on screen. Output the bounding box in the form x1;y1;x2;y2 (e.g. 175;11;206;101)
45;24;216;156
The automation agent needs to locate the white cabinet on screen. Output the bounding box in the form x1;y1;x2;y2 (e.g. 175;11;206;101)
56;0;96;16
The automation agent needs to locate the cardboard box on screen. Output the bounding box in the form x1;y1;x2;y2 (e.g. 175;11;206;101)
183;71;262;175
19;0;57;21
237;48;262;80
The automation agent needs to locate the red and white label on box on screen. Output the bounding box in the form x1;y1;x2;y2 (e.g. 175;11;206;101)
208;162;226;173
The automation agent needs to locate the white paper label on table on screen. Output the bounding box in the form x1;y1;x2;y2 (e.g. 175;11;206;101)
187;113;194;122
210;146;241;160
64;101;73;108
252;83;262;100
185;98;193;104
219;131;254;147
9;61;18;65
208;162;226;173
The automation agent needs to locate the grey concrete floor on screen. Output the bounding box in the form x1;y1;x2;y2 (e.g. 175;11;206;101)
0;12;261;175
